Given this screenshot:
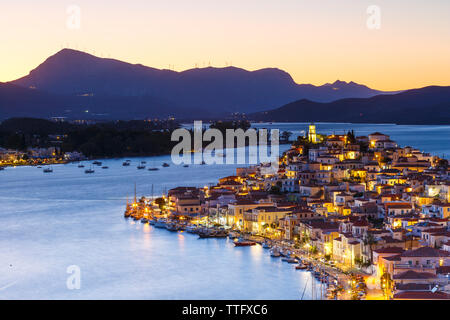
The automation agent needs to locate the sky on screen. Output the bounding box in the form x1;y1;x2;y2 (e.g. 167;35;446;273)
0;0;449;91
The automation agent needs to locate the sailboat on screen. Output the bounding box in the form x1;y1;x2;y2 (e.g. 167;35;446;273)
43;167;53;173
85;166;95;174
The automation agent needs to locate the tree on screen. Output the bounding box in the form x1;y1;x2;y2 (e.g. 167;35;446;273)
154;197;166;211
281;131;292;143
363;233;377;264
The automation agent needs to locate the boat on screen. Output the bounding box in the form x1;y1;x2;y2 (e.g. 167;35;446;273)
185;225;199;233
154;219;167;228
262;241;271;249
92;161;102;166
183;164;189;168
85;166;95;174
43;167;53;173
270;247;281;257
141;218;148;223
122;161;130;166
295;264;308;270
166;222;179;232
0;167;4;171
141;161;147;164
228;231;240;239
285;258;298;264
162;163;170;167
148;167;159;171
137;164;146;169
234;238;256;247
149;219;156;225
78;163;85;168
102;166;109;169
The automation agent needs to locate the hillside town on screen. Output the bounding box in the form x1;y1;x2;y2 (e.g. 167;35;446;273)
128;124;450;300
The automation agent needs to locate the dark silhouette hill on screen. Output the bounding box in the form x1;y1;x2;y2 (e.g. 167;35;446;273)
250;86;450;124
5;49;393;118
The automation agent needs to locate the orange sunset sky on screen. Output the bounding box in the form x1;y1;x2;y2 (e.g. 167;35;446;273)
0;0;449;91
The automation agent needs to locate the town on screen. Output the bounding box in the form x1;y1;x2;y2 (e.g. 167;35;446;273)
125;124;450;300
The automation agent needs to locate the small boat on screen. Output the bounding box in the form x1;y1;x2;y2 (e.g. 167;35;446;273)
85;167;95;174
295;264;308;270
183;164;189;168
0;167;5;171
43;167;53;173
149;219;156;225
270;247;281;257
92;161;102;166
122;161;130;166
228;231;240;239
154;219;167;228
162;163;170;167
148;167;159;171
141;161;147;164
285;258;298;264
166;222;179;232
102;166;109;169
137;164;146;169
141;218;148;223
262;242;271;249
78;164;85;168
234;238;256;247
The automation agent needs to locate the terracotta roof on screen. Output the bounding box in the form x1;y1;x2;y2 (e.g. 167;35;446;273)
393;270;436;280
374;247;405;254
436;266;450;275
401;246;450;258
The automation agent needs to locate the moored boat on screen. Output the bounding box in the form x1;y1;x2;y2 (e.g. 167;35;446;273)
162;162;170;167
270;247;281;257
43;167;53;173
234;238;256;247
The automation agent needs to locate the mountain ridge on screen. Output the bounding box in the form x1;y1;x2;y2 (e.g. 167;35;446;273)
249;85;450;125
5;49;397;118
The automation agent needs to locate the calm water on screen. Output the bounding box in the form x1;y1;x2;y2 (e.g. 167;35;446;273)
0;123;449;299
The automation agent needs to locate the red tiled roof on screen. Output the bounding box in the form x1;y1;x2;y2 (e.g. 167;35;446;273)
374;247;405;254
401;246;450;258
393;270;436;280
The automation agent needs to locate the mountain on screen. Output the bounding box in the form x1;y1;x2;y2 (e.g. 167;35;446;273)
5;49;394;119
249;86;450;124
0;82;199;120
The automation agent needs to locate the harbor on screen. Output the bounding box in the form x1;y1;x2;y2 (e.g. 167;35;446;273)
1;123;450;299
